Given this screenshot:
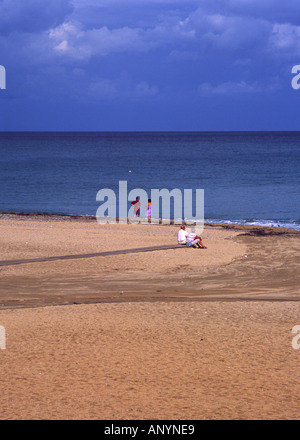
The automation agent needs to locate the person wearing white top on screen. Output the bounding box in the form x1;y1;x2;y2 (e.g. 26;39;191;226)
177;225;188;244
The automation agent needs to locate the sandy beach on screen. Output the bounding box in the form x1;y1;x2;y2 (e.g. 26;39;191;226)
0;213;299;419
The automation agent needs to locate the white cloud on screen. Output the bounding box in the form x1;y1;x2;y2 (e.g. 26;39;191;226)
132;81;158;98
198;80;260;96
198;79;280;96
55;39;69;52
46;11;197;61
194;0;300;24
186;8;272;53
270;22;300;50
48;21;152;60
87;77;158;100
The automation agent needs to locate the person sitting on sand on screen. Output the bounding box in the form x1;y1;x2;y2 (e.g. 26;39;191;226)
186;231;207;249
178;225;189;244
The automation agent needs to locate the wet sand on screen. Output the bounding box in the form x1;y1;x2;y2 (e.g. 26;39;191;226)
0;213;299;419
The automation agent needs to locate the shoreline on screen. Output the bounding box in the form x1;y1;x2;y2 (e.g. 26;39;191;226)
1;211;299;235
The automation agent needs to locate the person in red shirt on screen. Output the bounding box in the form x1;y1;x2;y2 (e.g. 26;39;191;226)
131;196;141;217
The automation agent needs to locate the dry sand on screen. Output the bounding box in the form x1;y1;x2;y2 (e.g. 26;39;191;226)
0;213;299;420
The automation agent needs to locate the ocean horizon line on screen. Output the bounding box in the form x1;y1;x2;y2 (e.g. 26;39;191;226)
1;130;300;134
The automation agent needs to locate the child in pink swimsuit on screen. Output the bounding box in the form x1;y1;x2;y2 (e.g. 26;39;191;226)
146;199;152;221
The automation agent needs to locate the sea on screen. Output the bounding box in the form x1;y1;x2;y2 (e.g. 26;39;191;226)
0;131;299;231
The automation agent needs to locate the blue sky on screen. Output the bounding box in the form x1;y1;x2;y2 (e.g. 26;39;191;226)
0;0;300;131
